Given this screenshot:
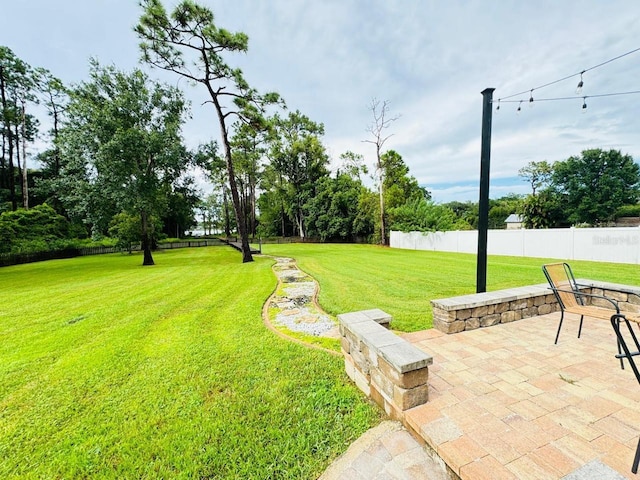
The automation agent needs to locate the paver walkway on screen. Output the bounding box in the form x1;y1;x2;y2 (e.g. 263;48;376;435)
319;421;449;480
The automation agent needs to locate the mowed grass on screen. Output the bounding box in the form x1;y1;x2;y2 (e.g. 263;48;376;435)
0;247;382;479
262;243;640;332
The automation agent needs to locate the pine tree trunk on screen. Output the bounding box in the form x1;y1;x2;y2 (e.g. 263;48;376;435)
223;185;231;237
8;121;16;211
213;97;253;263
0;65;6;192
21;103;28;209
250;183;256;239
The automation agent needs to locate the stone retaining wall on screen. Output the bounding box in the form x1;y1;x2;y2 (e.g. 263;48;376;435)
432;280;640;334
589;281;640;313
339;282;639;416
338;309;433;420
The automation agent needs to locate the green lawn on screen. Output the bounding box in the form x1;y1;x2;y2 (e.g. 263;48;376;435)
0;247;381;479
262;243;640;332
3;243;637;478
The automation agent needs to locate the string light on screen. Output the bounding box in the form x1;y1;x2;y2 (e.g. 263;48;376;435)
497;46;640;102
528;89;534;108
576;71;585;95
496;89;640;104
494;89;640;115
495;99;500;111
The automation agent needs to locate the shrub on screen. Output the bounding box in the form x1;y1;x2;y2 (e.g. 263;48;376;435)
615;204;640;218
0;204;71;253
388;199;459;232
108;212;141;253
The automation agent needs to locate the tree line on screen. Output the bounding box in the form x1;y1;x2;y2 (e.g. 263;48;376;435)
0;0;445;264
2;0;639;265
518;152;640;228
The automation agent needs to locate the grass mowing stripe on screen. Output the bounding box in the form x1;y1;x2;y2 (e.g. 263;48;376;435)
262;243;640;332
0;247;381;479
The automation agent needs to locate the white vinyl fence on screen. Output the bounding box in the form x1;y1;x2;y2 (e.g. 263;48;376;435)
390;227;640;265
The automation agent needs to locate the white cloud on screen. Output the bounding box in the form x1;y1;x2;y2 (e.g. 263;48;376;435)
2;0;640;203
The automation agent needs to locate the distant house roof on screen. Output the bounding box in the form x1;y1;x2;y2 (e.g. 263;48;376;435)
505;214;523;224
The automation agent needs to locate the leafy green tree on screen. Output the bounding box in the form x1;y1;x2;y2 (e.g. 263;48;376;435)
0;46;39;211
256;188;291;237
488;194;524;229
520;189;564;229
388;199;459;232
552;149;640;225
377;149;431;238
58;62;190;265
36;69;68;175
444;201;478;229
161;178;199;238
338;151;368;180
305;172;366;241
196;141;237;237
258;143;289;238
517;160;561;229
32;69;69;212
231;122;266;238
0;203;69;253
198;192;227;235
108;212;142;253
268;111;329;239
519;160;553;195
353;189;378;240
136;0;282;262
381;150;428;209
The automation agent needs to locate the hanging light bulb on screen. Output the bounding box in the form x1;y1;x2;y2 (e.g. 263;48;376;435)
495;99;501;112
576;71;584;95
516;100;522;114
582;97;587;113
529;89;534;108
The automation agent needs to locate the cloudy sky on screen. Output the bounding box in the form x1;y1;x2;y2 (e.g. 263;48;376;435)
2;1;639;202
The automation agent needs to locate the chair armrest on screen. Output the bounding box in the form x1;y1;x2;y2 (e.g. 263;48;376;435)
549;287;620;312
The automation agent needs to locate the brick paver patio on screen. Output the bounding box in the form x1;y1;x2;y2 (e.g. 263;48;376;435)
401;312;640;479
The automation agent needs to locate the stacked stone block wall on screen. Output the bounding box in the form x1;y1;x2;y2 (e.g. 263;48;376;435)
590;283;640;314
338;309;433;419
432;280;640;334
431;284;561;334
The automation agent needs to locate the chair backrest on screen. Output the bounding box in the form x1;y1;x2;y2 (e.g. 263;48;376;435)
542;262;581;310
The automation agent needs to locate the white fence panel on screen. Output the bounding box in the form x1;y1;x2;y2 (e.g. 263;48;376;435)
457;231;478;254
488;229;523;256
390;227;640;265
573;228;640;264
523;228;573;260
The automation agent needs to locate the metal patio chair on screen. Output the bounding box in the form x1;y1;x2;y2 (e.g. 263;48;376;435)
543;262;640;369
611;313;640;473
544;263;640;473
542;262;628;343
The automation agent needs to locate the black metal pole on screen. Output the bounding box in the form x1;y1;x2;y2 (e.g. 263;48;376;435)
477;88;495;293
